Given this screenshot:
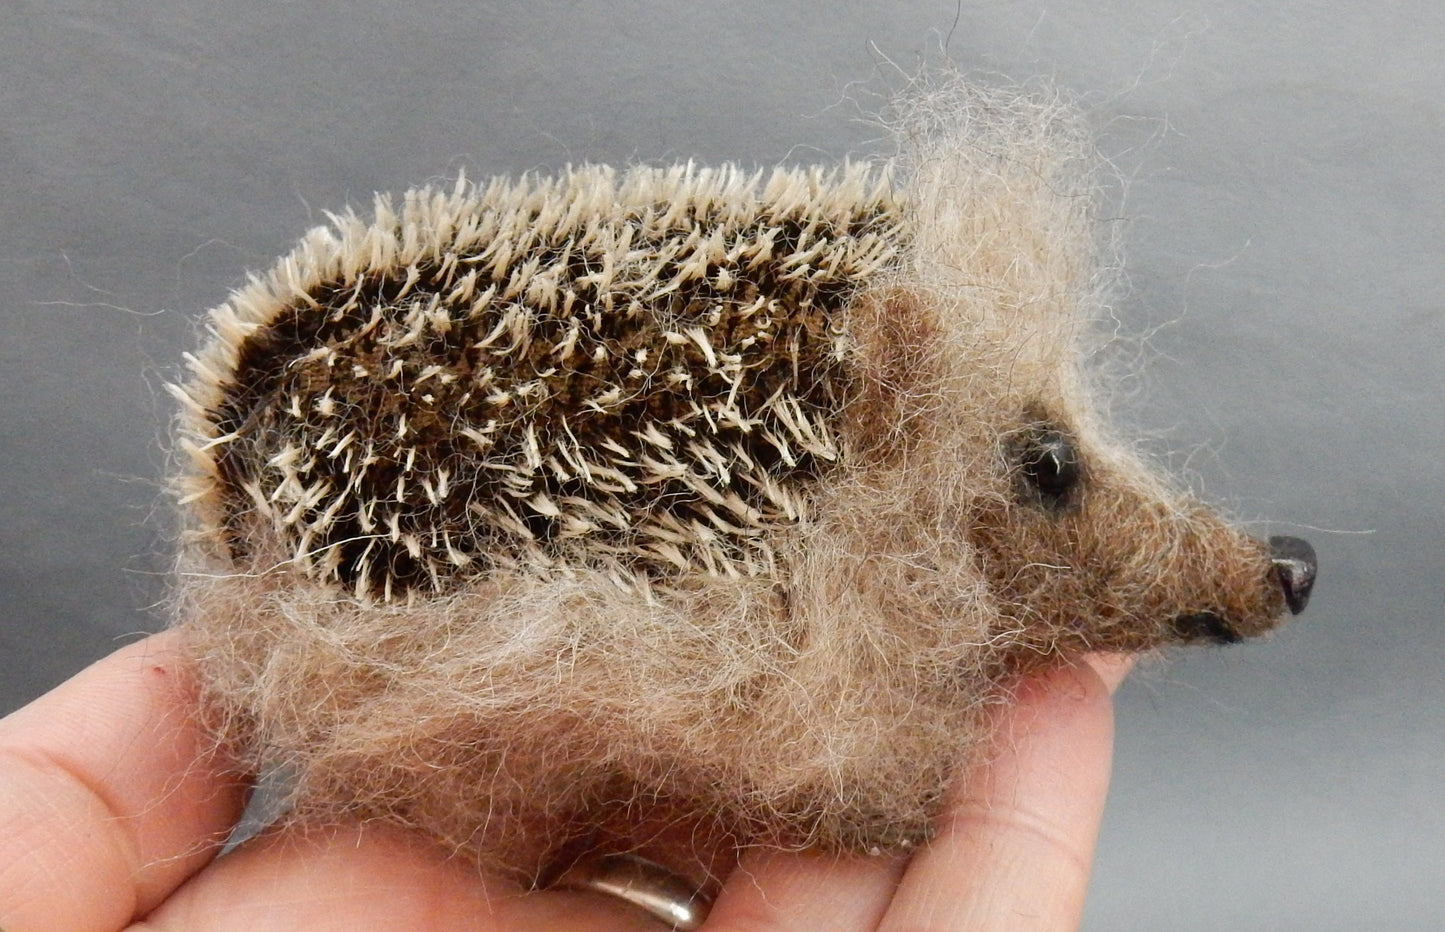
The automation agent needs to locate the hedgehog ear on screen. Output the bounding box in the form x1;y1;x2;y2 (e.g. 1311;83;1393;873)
841;287;944;465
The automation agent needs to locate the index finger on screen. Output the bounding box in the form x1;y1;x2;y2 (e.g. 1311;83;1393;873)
0;630;248;932
878;657;1124;931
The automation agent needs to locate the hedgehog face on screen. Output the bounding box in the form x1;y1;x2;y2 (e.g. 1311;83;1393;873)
835;291;1310;674
974;410;1295;654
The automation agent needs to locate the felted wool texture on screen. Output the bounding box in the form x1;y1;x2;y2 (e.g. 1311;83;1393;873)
171;81;1294;880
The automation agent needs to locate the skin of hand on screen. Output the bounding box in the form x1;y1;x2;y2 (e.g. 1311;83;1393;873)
0;630;1131;932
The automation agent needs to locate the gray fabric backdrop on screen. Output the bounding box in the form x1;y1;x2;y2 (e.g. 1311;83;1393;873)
2;3;1439;927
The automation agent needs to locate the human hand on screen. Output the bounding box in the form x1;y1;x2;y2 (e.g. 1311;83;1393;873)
0;631;1129;931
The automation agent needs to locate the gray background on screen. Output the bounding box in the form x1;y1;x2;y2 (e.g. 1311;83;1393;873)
1;2;1439;927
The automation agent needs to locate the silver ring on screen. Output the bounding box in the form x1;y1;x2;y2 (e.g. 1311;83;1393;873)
548;852;713;930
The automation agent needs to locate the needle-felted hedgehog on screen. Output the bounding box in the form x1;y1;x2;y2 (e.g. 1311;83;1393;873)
170;82;1316;882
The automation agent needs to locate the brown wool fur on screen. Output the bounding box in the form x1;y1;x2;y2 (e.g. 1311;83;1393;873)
170;82;1296;881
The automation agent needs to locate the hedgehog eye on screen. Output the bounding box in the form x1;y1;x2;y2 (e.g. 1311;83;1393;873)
1018;427;1081;511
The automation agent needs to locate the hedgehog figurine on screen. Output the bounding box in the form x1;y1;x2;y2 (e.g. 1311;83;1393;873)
171;83;1316;892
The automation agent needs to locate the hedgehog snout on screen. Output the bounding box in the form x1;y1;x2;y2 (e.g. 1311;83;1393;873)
1170;535;1317;643
1267;535;1317;615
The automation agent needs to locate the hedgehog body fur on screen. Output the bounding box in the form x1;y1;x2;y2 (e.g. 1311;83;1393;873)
173;82;1299;881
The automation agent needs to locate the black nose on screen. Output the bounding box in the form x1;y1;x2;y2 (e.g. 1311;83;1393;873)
1268;536;1317;615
